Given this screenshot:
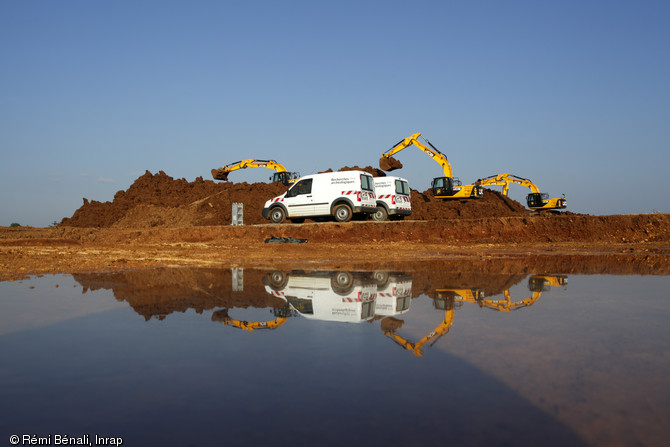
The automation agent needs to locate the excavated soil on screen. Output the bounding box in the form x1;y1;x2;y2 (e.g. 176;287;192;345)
1;169;669;281
59;168;536;228
59;170;289;228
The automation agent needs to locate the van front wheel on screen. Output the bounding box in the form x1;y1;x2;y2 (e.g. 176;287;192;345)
372;207;388;222
270;207;286;224
333;203;352;222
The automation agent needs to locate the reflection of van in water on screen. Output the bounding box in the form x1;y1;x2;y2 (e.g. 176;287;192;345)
262;171;377;223
372;176;412;222
373;272;413;316
263;270;377;323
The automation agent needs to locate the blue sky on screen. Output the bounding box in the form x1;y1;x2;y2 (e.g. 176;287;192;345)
1;0;669;226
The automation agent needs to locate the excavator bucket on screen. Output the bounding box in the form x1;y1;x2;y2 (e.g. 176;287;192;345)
379;156;403;172
211;168;229;181
380;316;404;332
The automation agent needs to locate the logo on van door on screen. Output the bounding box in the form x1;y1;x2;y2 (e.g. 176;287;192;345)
342;191;374;201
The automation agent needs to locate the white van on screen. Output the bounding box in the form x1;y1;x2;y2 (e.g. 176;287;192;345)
263;270;377;323
262;171;377;223
373;271;413;317
371;176;412;221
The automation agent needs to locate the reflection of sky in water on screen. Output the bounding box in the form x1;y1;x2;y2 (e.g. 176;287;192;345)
0;275;126;335
0;269;668;447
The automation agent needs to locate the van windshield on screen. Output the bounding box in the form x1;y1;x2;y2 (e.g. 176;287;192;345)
361;174;374;191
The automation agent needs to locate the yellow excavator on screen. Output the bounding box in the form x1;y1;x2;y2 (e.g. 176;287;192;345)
475;173;566;211
211;159;299;186
211;306;291;331
379;132;483;199
381;294;455;357
450;274;567;312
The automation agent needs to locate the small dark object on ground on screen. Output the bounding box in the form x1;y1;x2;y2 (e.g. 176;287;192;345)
264;235;308;244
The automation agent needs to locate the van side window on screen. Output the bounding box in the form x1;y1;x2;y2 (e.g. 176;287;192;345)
361;174;374;191
395;180;409;195
288;178;312;197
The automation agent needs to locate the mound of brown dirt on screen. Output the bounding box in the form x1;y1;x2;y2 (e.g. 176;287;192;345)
72;268;284;321
338;165;387;177
60;168;537;228
410;187;529;220
61;170;287;228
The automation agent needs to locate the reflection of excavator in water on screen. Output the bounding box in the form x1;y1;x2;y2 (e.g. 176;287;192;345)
449;275;568;312
211;159;299;186
211;303;293;331
379;132;483;199
475;173;567;211
381;294;455;357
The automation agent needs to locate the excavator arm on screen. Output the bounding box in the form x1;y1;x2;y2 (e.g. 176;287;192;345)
480;289;543;312
476;173;566;211
211;159;298;185
379;132;453;178
451;275;567;312
381;295;455;357
379;132;482;199
477;173;540;195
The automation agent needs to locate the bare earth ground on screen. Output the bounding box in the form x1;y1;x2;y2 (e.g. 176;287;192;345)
2;213;669;281
1;170;669;281
2;171;668;447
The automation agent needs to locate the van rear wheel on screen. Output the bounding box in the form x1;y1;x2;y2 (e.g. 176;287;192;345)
269;271;287;289
331;272;354;295
270;207;286;224
333;203;352;222
372;206;388;222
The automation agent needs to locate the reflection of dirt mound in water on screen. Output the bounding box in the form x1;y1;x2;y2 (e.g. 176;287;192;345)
61;168;535;228
71;254;670;321
73;267;284;321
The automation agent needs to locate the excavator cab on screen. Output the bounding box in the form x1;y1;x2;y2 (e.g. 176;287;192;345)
271;171;298;186
431;176;457;197
528;275;568;292
432;177;482;199
526;192;549;209
527;192;567;211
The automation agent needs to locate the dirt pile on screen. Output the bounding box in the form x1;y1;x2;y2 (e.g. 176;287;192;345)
337;165;388;177
60;168;537;228
61;170;287;228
